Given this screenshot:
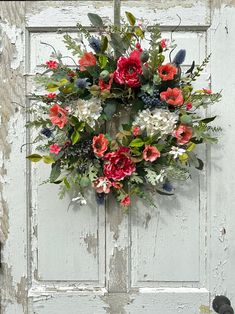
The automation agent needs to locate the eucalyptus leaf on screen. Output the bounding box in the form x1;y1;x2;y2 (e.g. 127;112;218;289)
88;13;104;27
50;162;61;183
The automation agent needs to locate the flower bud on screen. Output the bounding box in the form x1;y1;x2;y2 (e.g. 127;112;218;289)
140;50;149;63
99;70;110;81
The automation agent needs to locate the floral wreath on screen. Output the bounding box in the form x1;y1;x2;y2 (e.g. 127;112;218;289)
27;12;221;209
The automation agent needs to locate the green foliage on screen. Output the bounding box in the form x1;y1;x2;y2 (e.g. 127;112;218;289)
87;13;104;28
63;34;83;56
125;11;136;26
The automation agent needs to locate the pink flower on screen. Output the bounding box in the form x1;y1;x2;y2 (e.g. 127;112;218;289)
92;177;112;194
143;145;161;162
173;124;193;145
158;64;178;81
114;50;143;88
92;134;109;157
160;39;167;49
49;104;68;129
160;87;184;106
47;93;57;99
104;147;136;181
203;88;212;94
132;126;140;136
49;144;61;154
120;195;131;206
79;52;97;71
186;102;193;110
46;60;58;69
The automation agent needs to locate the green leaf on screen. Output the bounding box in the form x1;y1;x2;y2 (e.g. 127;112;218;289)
129;138;145;147
100;36;108;53
80;176;91;188
122;123;131;131
50;162;61;183
110;33;126;56
71;130;80;145
26;154;42;162
134;26;144;38
201;116;217;124
99;55;108;69
180;114;192;124
42;155;55;164
125;11;136;26
63;177;70;189
88;13;104;27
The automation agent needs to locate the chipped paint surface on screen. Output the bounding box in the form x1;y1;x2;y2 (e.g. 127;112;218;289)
1;1;235;313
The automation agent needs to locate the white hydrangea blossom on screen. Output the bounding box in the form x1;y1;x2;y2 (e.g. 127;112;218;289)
169;146;186;159
74;98;102;128
134;108;178;137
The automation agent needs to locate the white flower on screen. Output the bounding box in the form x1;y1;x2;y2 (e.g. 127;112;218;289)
72;193;87;206
134;108;177;137
74;98;102;128
169;146;186;159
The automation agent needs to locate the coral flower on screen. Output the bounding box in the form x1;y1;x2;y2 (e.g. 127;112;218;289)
98;74;114;92
104;147;136;181
173;124;193;145
160;87;184;106
120;195;131;206
92;177;112;194
158;64;178;81
92;134;109;157
114;50;143;88
49;104;68;129
79;52;97;71
49;144;61;154
46;60;58;69
143;145;161;162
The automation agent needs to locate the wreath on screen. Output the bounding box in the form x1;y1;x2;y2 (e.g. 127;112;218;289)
27;12;221;208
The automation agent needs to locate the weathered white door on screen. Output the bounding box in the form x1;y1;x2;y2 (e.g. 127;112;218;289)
1;1;235;313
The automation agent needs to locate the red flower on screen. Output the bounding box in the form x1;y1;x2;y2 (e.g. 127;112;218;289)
92;177;112;194
158;64;178;81
104;147;136;181
203;88;212;94
160;39;167;49
132;126;140;137
92;134;109;157
46;60;58;69
98;74;114;92
114;50;143;88
143;145;160;162
49;104;68;129
160;87;184;106
173;124;193;145
120;195;131;206
47;93;57;99
79;52;96;71
49;144;61;154
186;102;193;110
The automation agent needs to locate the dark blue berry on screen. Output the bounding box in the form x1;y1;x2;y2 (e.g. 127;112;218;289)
173;49;186;65
96;193;105;205
162;182;174;192
40;127;52;138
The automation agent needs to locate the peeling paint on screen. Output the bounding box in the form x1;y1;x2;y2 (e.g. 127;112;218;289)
108;247;127;293
0;21;23;69
83;232;98;258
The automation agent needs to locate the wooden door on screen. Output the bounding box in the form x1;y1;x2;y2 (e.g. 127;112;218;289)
1;1;234;313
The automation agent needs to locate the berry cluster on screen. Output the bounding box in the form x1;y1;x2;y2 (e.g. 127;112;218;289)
141;90;167;109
